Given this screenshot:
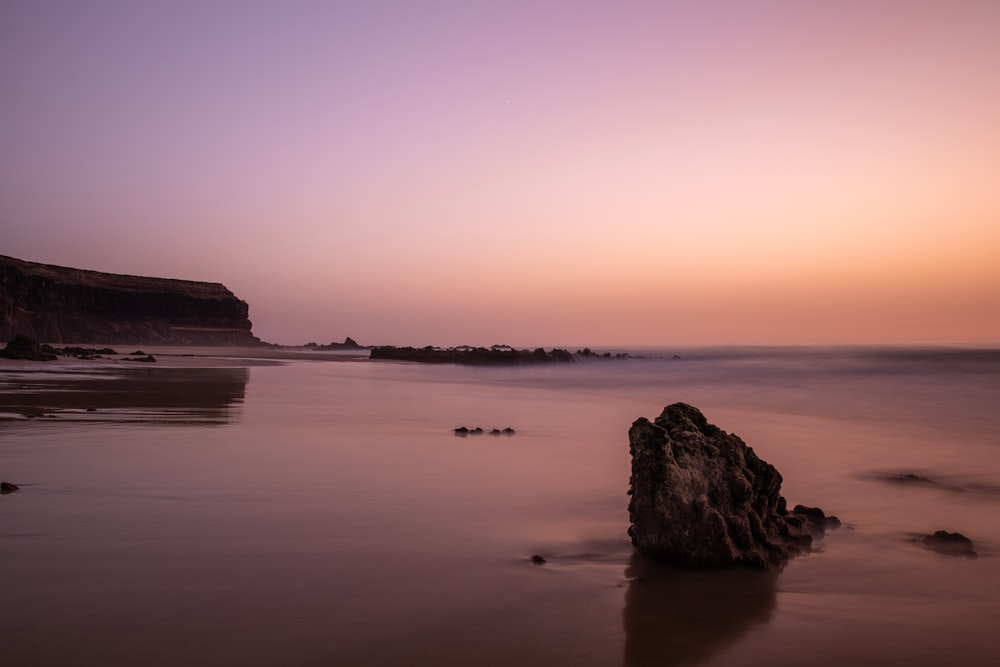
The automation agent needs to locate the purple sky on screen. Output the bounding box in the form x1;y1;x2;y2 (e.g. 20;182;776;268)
3;1;999;346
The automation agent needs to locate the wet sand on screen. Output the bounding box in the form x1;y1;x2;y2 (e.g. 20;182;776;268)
2;347;999;665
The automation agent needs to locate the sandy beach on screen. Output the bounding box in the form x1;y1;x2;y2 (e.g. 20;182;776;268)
2;346;999;666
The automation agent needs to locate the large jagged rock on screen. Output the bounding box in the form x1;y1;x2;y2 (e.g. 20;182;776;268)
0;255;260;345
628;403;835;570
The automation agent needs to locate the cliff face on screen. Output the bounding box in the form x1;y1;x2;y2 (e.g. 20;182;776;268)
0;255;260;345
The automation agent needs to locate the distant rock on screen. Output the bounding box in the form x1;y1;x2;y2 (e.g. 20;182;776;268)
919;530;977;558
1;481;19;494
302;337;368;350
455;426;516;437
54;345;118;359
370;345;576;365
0;334;58;361
628;403;836;569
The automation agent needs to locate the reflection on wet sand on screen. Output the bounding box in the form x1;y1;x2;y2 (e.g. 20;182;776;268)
0;366;248;425
623;553;777;667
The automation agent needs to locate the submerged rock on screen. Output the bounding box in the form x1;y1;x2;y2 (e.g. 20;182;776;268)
628;403;835;570
789;504;841;537
920;530;977;558
456;426;516;437
884;472;937;485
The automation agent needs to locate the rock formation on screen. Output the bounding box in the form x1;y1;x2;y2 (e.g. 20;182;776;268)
919;530;977;558
303;337;367;349
370;345;575;365
0;334;59;361
0;254;260;345
628;403;837;570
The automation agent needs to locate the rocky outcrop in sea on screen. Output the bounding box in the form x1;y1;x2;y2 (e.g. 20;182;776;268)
0;334;59;361
628;403;838;570
370;345;575;365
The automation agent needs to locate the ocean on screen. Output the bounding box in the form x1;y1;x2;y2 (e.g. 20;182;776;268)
2;346;999;666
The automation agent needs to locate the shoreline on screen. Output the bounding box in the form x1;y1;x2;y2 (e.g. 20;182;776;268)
0;344;370;369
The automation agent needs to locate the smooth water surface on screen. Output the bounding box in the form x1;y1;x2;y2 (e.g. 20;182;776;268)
2;348;999;666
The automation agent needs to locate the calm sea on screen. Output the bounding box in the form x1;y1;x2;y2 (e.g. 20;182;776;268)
2;347;999;666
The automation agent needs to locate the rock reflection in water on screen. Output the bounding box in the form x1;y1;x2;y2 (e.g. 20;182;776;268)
622;553;777;667
0;366;248;425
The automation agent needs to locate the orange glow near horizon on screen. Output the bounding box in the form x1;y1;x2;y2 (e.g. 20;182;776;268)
2;1;998;346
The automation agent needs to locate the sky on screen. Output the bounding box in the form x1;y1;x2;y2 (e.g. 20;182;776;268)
2;0;998;347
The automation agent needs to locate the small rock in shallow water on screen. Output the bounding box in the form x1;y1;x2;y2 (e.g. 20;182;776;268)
1;481;19;494
920;530;977;558
887;472;936;485
531;554;546;565
791;505;842;535
454;427;469;436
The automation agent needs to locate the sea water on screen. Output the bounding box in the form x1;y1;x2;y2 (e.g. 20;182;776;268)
1;347;998;666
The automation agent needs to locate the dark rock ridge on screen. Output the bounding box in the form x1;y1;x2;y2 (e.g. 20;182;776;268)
302;337;367;349
0;254;260;345
1;481;19;494
454;426;516;436
628;403;837;570
370;344;575;365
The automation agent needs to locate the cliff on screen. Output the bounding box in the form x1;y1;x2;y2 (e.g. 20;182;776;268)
0;255;260;345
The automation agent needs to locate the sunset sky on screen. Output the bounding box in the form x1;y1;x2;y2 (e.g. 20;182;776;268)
2;1;998;347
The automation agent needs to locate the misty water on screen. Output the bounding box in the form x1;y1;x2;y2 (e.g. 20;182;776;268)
2;347;999;666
